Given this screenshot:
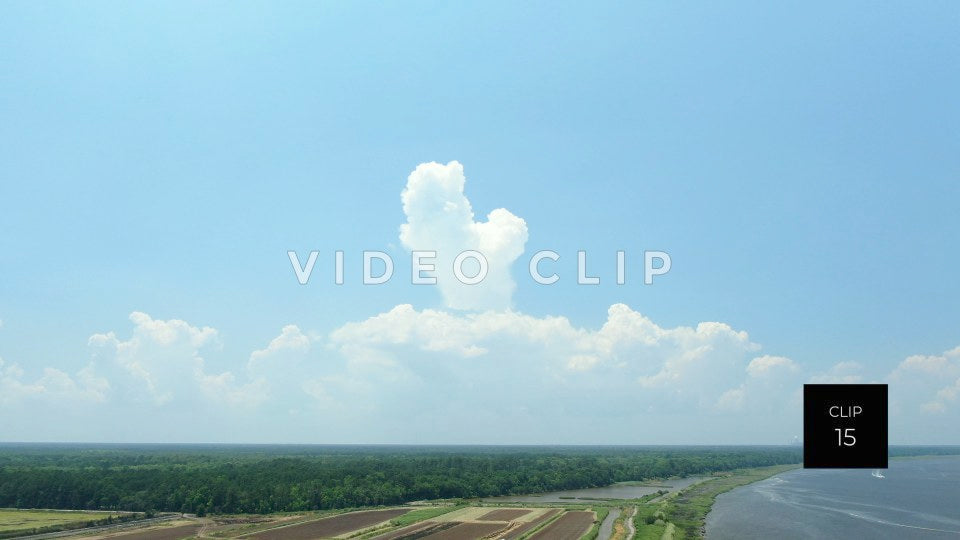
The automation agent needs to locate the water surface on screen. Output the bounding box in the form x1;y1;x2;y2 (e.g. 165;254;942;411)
706;457;960;539
597;507;620;540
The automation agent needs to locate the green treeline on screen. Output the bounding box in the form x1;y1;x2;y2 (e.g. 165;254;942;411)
0;445;802;515
2;445;956;516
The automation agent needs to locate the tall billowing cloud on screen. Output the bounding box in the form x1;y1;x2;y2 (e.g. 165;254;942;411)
1;159;958;443
399;161;528;311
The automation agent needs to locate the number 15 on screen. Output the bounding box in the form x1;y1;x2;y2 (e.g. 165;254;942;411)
835;428;856;446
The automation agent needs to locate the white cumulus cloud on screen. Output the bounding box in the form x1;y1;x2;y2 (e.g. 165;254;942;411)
0;356;108;407
89;311;267;407
716;355;801;414
4;305;960;443
249;324;311;368
747;355;798;377
888;345;960;415
399;161;528;311
808;361;864;384
3;158;958;443
321;302;797;442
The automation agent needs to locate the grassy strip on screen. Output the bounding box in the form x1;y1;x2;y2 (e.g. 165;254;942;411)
518;510;565;540
624;506;639;540
0;510;142;539
608;506;635;540
632;505;666;540
353;505;463;539
659;464;799;539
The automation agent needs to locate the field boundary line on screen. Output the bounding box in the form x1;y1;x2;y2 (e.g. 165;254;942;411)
516;510;565;540
233;508;409;540
7;514;181;540
231;509;359;538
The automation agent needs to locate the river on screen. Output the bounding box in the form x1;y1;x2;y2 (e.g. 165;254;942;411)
706;456;960;539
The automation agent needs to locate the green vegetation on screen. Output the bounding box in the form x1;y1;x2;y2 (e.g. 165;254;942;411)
606;507;629;540
640;464;799;539
0;508;135;539
2;445;954;520
0;509;119;532
632;504;666;540
0;444;802;514
518;510;564;540
580;507;608;540
388;505;460;527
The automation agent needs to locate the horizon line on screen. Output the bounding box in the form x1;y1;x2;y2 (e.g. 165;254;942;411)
1;441;958;448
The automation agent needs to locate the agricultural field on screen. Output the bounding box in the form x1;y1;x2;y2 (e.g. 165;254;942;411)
356;506;571;540
100;523;202;540
528;510;595;540
0;467;801;540
476;508;530;521
0;509;128;537
370;520;445;539
420;521;508;539
0;445;834;539
499;508;561;540
0;467;793;540
387;506;461;528
249;508;409;540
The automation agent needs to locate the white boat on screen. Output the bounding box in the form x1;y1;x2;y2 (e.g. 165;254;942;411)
871;469;885;478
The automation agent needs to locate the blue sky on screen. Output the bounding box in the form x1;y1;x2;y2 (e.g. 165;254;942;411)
1;2;958;444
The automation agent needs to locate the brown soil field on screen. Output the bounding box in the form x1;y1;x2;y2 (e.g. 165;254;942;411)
420;521;508;540
499;509;561;540
199;514;301;537
476;509;531;521
109;524;202;540
370;520;447;540
527;511;594;540
251;509;409;540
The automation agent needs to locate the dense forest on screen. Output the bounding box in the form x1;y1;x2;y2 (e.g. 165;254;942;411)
0;445;954;515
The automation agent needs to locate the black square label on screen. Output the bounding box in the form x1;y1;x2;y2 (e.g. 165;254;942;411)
803;384;888;468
